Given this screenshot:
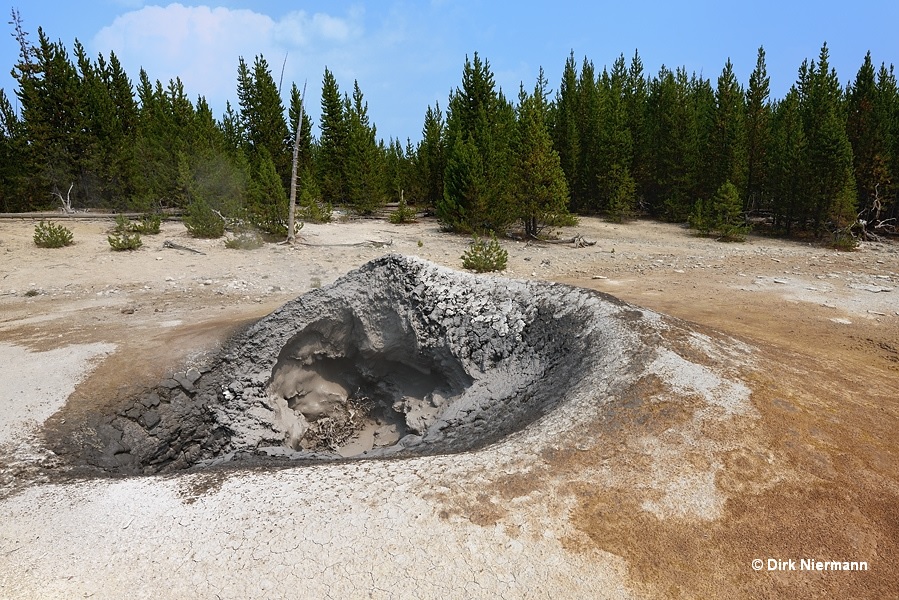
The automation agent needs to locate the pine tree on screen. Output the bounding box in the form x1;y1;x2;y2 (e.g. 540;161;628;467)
403;138;420;202
236;55;290;187
797;43;856;232
133;70;171;206
442;134;486;232
1;12;28;209
847;52;891;223
384;137;411;202
247;147;288;234
13;27;84;207
345;80;385;213
710;59;748;201
625;50;651;211
647;67;699;220
417;102;446;208
73;44;138;208
691;72;717;205
439;53;515;232
575;57;601;211
0;89;25;211
711;180;748;240
598;55;636;221
769;88;807;233
550;52;581;212
318;67;348;205
745;47;771;214
513;72;572;237
192;96;226;157
876;63;899;221
133;72;219;210
220;101;245;155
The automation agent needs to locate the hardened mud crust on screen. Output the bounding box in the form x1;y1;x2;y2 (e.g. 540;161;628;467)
67;254;652;475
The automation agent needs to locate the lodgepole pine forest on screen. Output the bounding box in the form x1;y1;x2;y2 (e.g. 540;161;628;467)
1;9;898;245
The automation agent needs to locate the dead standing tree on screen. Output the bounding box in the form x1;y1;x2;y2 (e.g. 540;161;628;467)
857;184;898;241
52;183;75;214
286;81;307;243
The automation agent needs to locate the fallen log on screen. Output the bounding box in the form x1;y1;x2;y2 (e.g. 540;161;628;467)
528;235;596;248
297;239;393;248
162;240;206;255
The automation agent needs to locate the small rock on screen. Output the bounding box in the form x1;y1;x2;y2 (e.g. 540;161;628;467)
173;372;196;392
373;425;401;447
185;368;202;385
142;410;161;429
140;392;161;408
849;283;893;293
121;306;136;315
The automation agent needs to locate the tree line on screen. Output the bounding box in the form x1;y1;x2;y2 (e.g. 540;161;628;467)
1;10;898;243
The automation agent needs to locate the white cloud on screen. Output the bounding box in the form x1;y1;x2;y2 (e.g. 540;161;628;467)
87;2;458;141
272;8;365;47
91;3;363;115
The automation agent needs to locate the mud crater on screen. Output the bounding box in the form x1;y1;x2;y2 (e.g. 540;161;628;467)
64;255;641;475
263;307;472;456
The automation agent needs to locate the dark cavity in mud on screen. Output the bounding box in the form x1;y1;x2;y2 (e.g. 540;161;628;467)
64;255;636;475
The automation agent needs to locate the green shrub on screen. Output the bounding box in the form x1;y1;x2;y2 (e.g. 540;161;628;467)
114;214;130;234
717;221;750;242
225;231;264;250
184;198;225;238
298;199;332;224
295;168;331;224
461;235;508;273
389;198;418;224
548;211;579;227
114;213;161;235
33;220;74;248
690;181;749;241
108;231;142;251
131;213;161;234
831;231;859;251
689;198;712;236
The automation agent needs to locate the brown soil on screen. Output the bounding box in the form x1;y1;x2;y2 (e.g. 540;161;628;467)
1;214;897;599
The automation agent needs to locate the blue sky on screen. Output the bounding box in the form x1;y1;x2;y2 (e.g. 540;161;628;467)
3;1;898;142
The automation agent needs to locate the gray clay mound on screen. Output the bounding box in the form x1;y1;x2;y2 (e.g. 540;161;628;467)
76;254;654;474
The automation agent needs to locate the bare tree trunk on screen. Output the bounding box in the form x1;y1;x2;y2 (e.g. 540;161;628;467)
287;82;307;243
52;183;75;214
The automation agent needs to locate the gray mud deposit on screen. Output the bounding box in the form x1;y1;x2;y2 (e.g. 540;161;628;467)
72;255;651;474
